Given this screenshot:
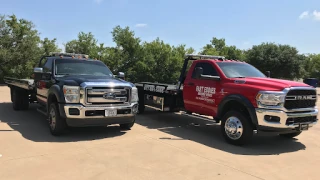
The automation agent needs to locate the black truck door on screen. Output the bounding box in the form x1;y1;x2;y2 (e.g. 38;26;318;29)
35;58;54;106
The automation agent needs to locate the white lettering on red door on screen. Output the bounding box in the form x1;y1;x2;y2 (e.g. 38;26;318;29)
195;86;216;104
196;86;215;97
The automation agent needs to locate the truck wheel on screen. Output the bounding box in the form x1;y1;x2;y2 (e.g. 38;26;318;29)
120;117;135;130
12;88;29;111
279;132;302;138
48;103;67;136
221;110;253;146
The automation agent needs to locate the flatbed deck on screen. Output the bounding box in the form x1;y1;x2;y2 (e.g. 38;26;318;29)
4;77;35;90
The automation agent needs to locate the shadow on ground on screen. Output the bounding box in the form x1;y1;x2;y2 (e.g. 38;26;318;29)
0;102;126;142
136;108;307;156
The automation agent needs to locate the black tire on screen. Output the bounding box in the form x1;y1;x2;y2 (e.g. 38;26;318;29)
186;110;192;114
120;117;135;130
12;88;29;111
48;102;67;136
221;110;253;146
279;132;302;138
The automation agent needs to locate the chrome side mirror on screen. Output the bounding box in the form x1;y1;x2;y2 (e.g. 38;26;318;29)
34;67;43;73
118;72;125;79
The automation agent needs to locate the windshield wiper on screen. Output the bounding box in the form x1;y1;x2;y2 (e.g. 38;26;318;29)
233;76;246;78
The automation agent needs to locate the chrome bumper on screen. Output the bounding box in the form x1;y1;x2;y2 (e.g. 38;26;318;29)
256;108;318;129
64;103;138;119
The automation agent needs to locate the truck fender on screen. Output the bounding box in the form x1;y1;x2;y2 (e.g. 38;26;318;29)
217;94;258;126
47;85;66;118
47;84;65;104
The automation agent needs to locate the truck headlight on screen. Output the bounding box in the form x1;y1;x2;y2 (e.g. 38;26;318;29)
63;85;80;103
256;91;285;106
131;87;139;103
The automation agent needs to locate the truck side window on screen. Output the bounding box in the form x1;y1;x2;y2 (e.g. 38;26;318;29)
191;62;219;78
43;59;53;73
39;58;47;68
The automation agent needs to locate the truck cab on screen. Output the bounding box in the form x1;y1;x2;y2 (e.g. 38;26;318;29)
136;54;318;145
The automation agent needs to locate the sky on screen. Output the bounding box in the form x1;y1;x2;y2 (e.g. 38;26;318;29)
1;0;320;54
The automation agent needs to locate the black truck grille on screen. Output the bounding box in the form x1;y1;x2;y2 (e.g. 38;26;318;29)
284;89;317;109
286;116;317;125
86;86;130;105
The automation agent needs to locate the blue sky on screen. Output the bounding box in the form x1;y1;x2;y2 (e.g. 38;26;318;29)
1;0;320;54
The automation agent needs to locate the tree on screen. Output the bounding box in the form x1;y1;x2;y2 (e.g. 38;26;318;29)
246;43;306;79
303;53;320;79
1;13;319;83
40;37;61;55
65;32;99;58
107;26;145;82
0;14;42;81
200;37;246;60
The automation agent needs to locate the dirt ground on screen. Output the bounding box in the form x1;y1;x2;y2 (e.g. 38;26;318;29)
0;86;319;180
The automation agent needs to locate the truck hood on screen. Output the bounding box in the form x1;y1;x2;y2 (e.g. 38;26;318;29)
55;75;134;87
233;77;310;91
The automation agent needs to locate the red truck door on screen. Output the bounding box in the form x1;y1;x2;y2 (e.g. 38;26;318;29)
183;61;221;116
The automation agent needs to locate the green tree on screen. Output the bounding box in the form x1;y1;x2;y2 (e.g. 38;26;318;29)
303;53;320;78
65;32;99;58
200;37;246;60
107;26;145;82
40;37;61;55
0;14;41;81
246;43;306;79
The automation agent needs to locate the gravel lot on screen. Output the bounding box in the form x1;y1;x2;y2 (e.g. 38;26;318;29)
0;86;319;180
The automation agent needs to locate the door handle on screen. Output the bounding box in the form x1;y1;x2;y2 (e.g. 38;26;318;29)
187;82;194;86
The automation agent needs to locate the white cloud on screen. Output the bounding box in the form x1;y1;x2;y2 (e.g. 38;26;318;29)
299;11;309;19
94;0;103;4
135;23;147;28
312;10;320;21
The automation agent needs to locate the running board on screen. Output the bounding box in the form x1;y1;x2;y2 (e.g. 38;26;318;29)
180;111;218;123
36;107;47;116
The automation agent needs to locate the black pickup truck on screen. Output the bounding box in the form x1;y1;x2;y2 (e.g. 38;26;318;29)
4;52;139;135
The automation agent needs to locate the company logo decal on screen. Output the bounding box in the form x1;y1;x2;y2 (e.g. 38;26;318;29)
195;86;215;103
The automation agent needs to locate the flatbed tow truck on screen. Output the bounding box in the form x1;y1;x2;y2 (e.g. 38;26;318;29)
135;54;318;145
5;52;139;135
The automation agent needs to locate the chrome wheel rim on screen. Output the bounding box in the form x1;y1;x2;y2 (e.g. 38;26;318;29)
49;107;56;130
224;116;243;140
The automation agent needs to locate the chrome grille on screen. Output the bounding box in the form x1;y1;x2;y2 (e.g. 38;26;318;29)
85;86;130;105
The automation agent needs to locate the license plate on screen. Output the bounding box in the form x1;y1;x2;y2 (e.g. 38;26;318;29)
105;109;117;117
300;124;309;131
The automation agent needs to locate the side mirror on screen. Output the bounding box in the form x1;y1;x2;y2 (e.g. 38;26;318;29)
34;67;43;73
118;72;125;79
194;67;203;79
266;71;271;78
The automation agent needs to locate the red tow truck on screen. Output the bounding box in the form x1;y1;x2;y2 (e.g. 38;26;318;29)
135;54;318;145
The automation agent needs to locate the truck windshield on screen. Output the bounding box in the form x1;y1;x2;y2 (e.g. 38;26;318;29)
54;59;113;76
216;62;266;78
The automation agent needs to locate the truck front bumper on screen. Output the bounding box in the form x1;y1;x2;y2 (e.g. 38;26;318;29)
255;108;318;130
61;103;139;127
